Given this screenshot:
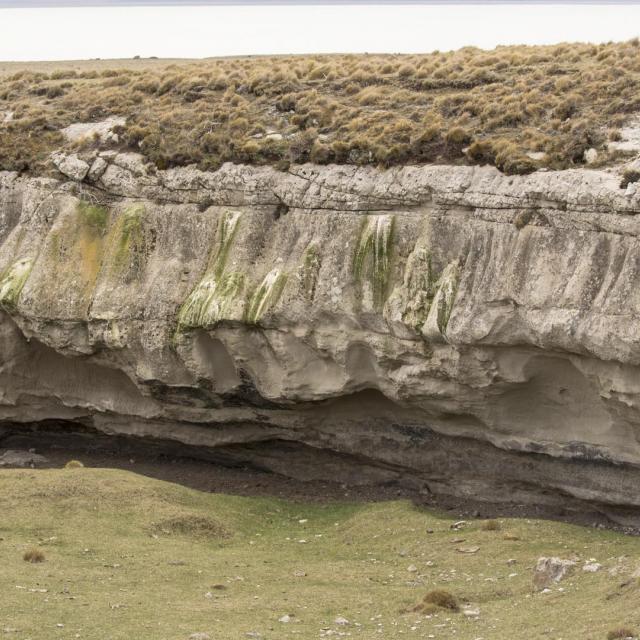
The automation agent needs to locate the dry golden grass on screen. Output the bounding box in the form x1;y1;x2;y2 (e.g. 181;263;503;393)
22;547;45;563
3;41;640;175
422;588;460;611
620;168;640;188
481;519;501;531
607;628;637;640
64;459;84;469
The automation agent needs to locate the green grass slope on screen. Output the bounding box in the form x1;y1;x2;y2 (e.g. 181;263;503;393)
1;468;639;639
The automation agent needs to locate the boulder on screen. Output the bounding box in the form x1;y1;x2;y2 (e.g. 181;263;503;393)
0;449;48;468
51;152;89;181
61;116;125;143
533;557;577;590
87;156;109;182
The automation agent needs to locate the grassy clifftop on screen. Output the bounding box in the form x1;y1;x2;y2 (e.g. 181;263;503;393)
2;40;640;175
1;467;640;639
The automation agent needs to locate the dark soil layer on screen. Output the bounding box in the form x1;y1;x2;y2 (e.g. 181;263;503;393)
1;424;636;535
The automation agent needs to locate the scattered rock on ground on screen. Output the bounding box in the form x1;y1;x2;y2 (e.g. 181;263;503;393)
533;557;577;590
61;116;125;143
608;116;640;152
456;545;480;554
584;148;598;164
0;449;48;468
583;562;602;572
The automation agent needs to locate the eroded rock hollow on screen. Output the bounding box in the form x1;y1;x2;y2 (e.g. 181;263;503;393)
2;155;640;520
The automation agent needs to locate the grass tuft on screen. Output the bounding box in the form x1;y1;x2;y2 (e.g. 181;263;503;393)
607;629;636;640
620;169;640;189
480;519;501;531
422;589;459;612
23;548;45;563
64;459;84;469
149;514;231;539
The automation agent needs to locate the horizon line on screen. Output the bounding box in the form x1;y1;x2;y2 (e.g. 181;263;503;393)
1;0;638;6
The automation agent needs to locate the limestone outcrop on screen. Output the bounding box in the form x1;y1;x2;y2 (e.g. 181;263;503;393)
2;154;640;521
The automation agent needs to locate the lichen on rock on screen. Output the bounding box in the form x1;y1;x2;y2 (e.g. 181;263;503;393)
245;268;288;324
1;161;640;519
77;200;109;234
179;271;245;329
300;243;321;300
110;204;146;276
179;210;244;328
385;242;434;332
211;210;242;279
421;260;460;342
0;258;34;309
353;214;395;309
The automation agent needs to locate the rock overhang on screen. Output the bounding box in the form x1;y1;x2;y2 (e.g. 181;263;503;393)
1;158;640;522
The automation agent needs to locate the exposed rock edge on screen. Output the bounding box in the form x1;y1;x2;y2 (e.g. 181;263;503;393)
1;156;640;521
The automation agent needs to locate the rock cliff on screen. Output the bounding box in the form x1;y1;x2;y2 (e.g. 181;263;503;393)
2;154;640;521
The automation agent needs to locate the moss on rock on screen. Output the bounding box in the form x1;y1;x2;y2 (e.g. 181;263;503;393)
112;204;146;275
301;243;321;299
245;268;288;325
179;271;245;328
212;210;242;279
400;246;434;330
420;260;460;342
77;200;109;234
178;210;245;328
0;257;33;309
353;215;395;309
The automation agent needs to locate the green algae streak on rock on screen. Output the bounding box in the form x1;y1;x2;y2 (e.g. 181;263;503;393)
1;154;640;523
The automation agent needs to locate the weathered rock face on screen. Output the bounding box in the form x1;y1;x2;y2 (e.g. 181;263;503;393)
2;155;640;520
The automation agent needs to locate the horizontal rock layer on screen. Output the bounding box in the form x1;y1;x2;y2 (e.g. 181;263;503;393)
2;156;640;521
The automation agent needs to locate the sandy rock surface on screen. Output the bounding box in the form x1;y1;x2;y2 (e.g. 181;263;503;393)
1;157;640;519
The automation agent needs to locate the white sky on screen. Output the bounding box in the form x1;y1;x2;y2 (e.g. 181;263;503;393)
1;4;639;61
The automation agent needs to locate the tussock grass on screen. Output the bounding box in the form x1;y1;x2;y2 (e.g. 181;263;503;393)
22;547;45;563
607;628;636;640
620;168;640;188
64;459;84;469
149;514;230;539
422;588;460;611
3;41;640;175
